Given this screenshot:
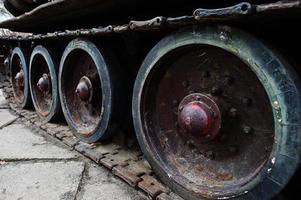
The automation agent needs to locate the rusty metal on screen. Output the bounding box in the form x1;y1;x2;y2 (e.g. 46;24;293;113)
75;76;93;102
29;50;52;118
0;1;301;200
193;2;253;20
0;1;301;41
0;52;298;200
59;44;103;138
177;93;221;142
134;34;276;199
10;48;28;107
14;69;24;89
29;45;61;122
37;73;50;93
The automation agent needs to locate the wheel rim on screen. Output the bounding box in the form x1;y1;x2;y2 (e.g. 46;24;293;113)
10;47;29;107
133;26;301;199
29;46;59;121
59;39;113;142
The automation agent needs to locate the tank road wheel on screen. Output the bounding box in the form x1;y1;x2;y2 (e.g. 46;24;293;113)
10;47;31;108
59;38;119;143
29;45;61;122
133;26;301;199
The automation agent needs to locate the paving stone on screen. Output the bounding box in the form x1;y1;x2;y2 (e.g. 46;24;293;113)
0;161;85;200
0;109;17;128
0;123;77;159
156;192;184;200
76;164;150;200
0;89;8;108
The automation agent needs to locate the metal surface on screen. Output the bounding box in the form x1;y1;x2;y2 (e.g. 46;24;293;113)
177;93;221;142
0;77;179;200
60;45;102;136
75;76;93;102
133;26;301;199
30;53;52;117
137;43;274;198
29;45;61;122
0;1;301;40
37;73;50;94
59;39;120;142
10;47;31;108
0;1;300;199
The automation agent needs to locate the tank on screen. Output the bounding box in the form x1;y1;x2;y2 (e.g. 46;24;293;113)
0;0;301;199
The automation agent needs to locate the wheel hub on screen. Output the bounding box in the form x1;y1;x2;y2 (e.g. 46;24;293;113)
178;93;221;141
37;73;50;94
15;69;24;89
75;76;93;102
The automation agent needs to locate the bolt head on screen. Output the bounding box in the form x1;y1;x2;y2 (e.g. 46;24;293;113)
211;86;222;96
182;80;190;88
228;108;238;118
242;125;252;134
242;97;252;106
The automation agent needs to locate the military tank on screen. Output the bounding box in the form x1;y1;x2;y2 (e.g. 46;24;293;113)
0;0;301;199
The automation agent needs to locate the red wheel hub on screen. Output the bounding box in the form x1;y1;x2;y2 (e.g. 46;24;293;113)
178;93;221;141
15;69;24;89
75;76;93;102
37;73;50;94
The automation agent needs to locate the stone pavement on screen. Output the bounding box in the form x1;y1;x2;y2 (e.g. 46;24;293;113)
0;90;149;200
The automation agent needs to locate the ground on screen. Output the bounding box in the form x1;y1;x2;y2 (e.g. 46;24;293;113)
0;90;149;200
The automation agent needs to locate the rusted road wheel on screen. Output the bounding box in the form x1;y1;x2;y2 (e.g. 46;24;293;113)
59;38;121;142
133;26;301;199
29;45;61;122
10;47;32;108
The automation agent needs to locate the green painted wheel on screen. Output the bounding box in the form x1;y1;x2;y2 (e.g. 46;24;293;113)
133;25;301;199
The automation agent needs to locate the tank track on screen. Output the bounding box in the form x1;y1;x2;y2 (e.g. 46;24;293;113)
0;1;300;41
0;1;301;200
0;73;183;200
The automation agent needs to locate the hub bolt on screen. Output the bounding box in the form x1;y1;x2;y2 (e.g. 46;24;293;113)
211;86;222;96
182;80;190;88
242;125;252;134
228;108;238;118
242;97;252;106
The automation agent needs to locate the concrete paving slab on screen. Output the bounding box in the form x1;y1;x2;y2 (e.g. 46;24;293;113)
77;164;150;200
0;161;85;200
0;123;77;160
0;109;17;128
0;90;8;108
